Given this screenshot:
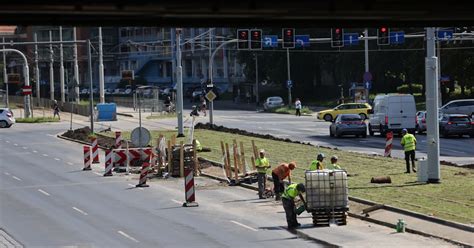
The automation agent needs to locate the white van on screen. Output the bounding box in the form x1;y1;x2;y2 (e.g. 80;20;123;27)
368;94;417;136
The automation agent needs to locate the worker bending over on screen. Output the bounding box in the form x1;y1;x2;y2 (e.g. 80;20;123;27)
255;149;271;199
272;162;296;201
282;183;306;229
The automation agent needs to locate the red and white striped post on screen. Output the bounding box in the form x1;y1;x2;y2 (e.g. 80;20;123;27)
115;131;122;149
182;168;199;207
91;137;99;163
384;131;393;157
104;149;113;177
136;162;150;187
83;146;92;171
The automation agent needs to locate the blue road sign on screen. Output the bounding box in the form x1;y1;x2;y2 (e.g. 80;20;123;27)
295;35;310;48
263;35;278;48
287;80;293;88
343;33;359;46
437;30;454;40
389;31;405;44
365;81;372;90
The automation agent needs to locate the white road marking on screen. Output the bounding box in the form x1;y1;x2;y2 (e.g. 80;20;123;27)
72;207;88;216
54;158;61;161
38;189;50;196
230;220;258;232
13;143;18;146
12;176;22;181
444;149;465;154
33;150;38;153
46;134;55;137
42;154;49;157
5;140;10;143
171;199;182;204
93;172;102;176
67;162;74;166
117;231;139;243
4;172;10;176
128;183;144;190
22;146;28;149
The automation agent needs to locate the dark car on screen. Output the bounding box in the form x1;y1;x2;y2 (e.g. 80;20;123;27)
439;114;474;138
330;114;367;138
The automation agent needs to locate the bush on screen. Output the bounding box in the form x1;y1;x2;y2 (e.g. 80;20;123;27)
396;83;423;94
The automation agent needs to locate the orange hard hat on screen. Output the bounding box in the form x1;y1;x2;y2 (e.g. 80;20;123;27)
288;162;296;170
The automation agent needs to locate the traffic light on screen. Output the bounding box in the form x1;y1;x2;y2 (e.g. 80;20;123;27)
377;27;390;45
237;29;250;50
282;28;295;48
250;29;262;50
331;28;344;47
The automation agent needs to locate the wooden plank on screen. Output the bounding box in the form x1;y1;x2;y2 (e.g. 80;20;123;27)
251;140;258;159
171;134;176;146
251;156;256;171
233;139;241;173
180;141;184;177
167;140;172;173
220;141;229;178
240;141;246;175
233;142;239;183
225;143;232;180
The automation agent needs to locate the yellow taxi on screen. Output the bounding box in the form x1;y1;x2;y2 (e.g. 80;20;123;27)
317;103;372;122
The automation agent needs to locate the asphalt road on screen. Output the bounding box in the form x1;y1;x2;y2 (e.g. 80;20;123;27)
0;122;454;247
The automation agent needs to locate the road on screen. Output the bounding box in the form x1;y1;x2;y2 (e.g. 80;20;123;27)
0;122;454;247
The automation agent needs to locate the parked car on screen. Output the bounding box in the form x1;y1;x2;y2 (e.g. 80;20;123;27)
439;99;474;117
439;114;474;138
80;88;89;95
368;94;417;136
0;108;15;128
263;96;284;111
317;103;372;122
330;114;367;138
416;111;427;134
124;88;132;95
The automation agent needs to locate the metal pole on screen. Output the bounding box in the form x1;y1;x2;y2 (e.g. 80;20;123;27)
176;30;184;137
59;26;65;103
98;27;105;103
34;33;40;106
208;28;214;125
255;54;259;106
73;27;80;104
2;37;8;108
425;27;440;183
87;40;94;134
286;48;292;106
436;30;442;107
364;28;369;72
49;30;54;101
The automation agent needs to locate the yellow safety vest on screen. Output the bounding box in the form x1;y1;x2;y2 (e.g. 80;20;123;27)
401;133;416;152
309;160;323;170
195;140;202;151
326;163;341;170
282;183;301;200
255;157;270;173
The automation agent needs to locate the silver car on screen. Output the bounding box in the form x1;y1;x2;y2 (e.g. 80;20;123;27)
330;114;367;138
0;108;15;128
263;96;284;111
416;111;427;134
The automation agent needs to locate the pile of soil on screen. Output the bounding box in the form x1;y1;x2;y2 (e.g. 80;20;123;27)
62;126;135;149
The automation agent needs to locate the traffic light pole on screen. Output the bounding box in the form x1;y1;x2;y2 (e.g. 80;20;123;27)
2;37;8;108
286;48;292;106
176;29;184;137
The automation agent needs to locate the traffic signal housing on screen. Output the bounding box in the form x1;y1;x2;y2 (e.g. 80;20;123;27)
250;29;262;50
377;27;390;45
282;28;295;48
237;29;250;50
331;28;344;47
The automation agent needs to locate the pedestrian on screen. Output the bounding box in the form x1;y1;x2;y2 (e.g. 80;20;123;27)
282;183;306;229
246;91;251;104
272;162;296;201
326;155;342;170
52;100;60;120
164;96;171;113
200;96;207;117
309;153;325;170
255;149;271;199
295;98;302;116
401;129;417;173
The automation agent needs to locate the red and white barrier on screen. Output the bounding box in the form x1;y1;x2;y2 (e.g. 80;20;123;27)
104;149;113;177
384;131;393;157
91;137;99;163
136;162;150;187
182;168;198;207
83;145;92;171
115;131;122;148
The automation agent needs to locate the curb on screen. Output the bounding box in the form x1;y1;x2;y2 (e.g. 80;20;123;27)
117;112;134;118
57;134;108;150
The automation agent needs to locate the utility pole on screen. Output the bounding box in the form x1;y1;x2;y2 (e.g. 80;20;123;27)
2;37;8;108
87;40;94;134
34;33;40;106
49;30;54;101
425;27;440;183
436;28;442;107
286;48;292;105
59;26;65;103
73;27;80;104
208;28;214;125
255;54;259;106
98;27;105;103
176;29;184;137
364;28;370;102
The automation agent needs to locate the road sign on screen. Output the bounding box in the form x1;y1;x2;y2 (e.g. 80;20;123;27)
7;73;21;84
343;33;359;46
437;30;453;40
390;31;405;44
205;90;217;102
364;81;372;90
287;80;293;88
295;35;310;48
131;127;151;147
263;35;278;48
21;86;32;95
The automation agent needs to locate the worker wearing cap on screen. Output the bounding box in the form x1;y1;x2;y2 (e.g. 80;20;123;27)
326;155;342;170
255;149;271;199
282;183;306;229
272;162;296;201
401;129;417;173
309;153;325;170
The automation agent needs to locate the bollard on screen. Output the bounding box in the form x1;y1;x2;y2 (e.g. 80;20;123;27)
91;136;100;163
182;168;199;207
384;131;393;157
136;162;150;187
115;131;122;148
83;145;92;171
396;219;406;233
104;149;113;177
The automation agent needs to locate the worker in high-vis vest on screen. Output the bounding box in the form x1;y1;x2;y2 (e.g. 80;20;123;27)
195;139;202;152
326;155;342;170
282;183;306;229
401;129;417;173
255;149;271;199
309;153;325;170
